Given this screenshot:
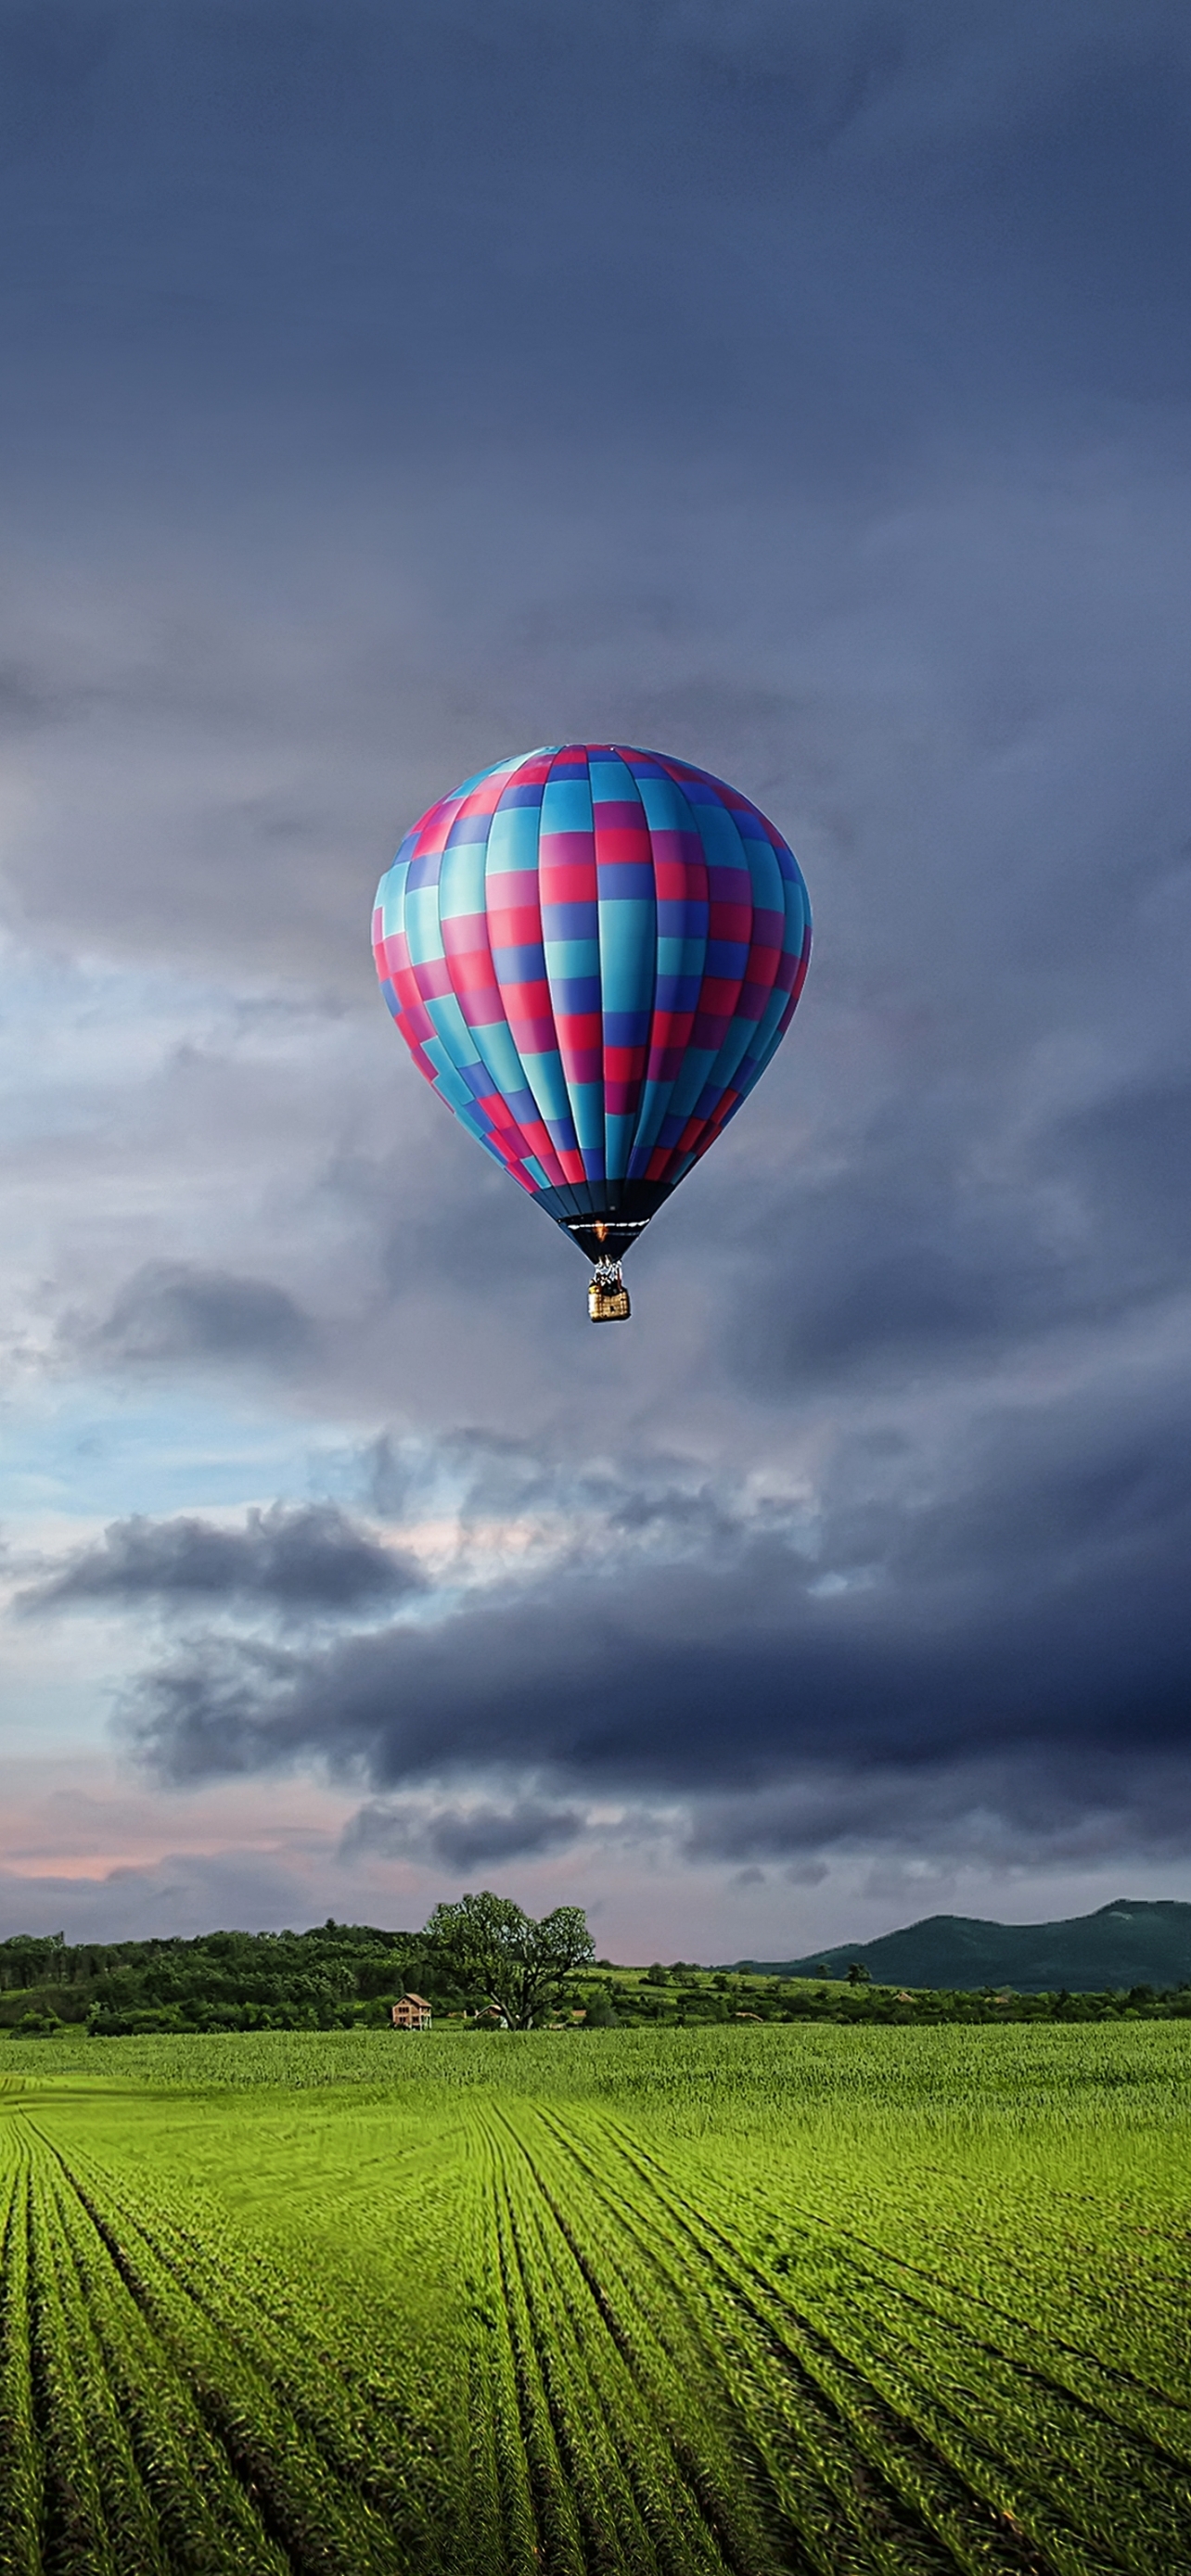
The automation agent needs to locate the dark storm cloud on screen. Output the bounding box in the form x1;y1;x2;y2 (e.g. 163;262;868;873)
343;1798;585;1871
92;1263;317;1371
683;1753;1191;1874
121;1364;1191;1865
123;1526;1189;1793
25;1505;418;1619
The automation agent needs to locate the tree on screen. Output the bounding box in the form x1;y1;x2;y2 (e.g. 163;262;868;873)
422;1893;594;2031
847;1961;871;1987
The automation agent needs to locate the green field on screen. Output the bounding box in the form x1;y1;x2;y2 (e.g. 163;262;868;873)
1;2025;1188;2573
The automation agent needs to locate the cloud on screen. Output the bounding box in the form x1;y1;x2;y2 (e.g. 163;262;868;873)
342;1797;585;1871
683;1753;1191;1875
110;1356;1191;1879
91;1262;317;1371
362;1426;760;1569
0;1847;391;1946
0;655;81;735
24;1505;420;1620
1052;1078;1191;1274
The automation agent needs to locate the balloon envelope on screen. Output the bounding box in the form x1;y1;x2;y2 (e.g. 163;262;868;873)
372;744;811;1264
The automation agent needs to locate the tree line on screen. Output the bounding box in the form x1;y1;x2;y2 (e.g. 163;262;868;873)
3;1904;1189;2036
0;1897;593;2035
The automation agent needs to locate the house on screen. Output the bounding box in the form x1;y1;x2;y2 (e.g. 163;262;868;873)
391;1994;432;2031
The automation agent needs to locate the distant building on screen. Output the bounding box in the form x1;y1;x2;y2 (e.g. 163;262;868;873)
391;1994;432;2030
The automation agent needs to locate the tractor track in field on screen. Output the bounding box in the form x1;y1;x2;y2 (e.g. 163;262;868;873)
511;2109;975;2576
733;2178;1191;2432
595;2118;1185;2510
533;2109;1037;2576
618;2118;1177;2574
481;2105;753;2576
536;2107;1180;2576
481;2105;812;2576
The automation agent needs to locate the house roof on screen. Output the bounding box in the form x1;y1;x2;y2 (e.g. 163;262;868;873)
401;1993;430;2007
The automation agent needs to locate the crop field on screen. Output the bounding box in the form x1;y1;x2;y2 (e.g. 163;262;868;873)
1;2025;1188;2574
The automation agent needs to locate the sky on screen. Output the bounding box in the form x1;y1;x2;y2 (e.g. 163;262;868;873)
2;0;1190;1958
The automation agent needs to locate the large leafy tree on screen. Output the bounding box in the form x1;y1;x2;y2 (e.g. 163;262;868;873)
422;1893;594;2030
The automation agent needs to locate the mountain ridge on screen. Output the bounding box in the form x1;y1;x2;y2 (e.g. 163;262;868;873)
729;1898;1191;1992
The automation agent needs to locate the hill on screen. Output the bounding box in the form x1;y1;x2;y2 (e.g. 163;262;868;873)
732;1899;1191;1993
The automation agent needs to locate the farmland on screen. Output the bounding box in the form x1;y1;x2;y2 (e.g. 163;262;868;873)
1;2025;1188;2572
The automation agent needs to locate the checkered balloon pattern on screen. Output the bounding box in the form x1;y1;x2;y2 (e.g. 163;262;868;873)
372;744;812;1244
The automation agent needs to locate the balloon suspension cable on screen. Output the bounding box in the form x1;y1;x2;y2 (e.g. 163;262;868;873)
588;1256;631;1324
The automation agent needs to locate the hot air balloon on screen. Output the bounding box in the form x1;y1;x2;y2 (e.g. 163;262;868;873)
372;745;811;1320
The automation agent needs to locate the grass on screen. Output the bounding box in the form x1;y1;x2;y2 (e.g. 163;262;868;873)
1;2023;1188;2571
